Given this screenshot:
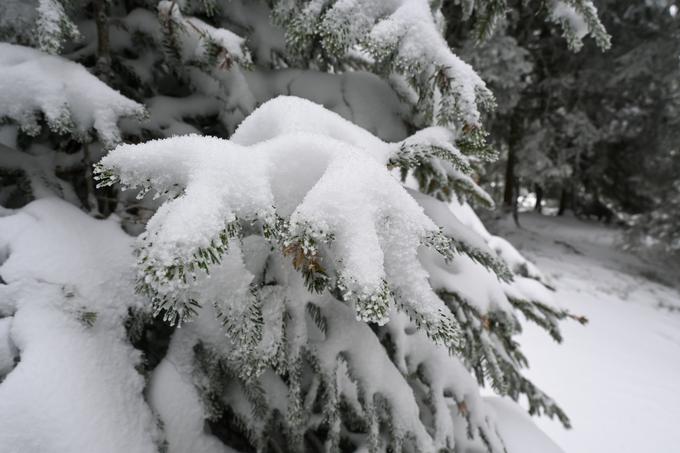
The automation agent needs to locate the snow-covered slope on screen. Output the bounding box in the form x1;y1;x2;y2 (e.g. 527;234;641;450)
489;213;680;453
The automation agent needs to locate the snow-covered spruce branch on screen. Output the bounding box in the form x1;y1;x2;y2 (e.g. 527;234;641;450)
550;0;611;52
95;133;461;345
0;43;144;148
92;97;576;452
36;0;80;54
95;97;505;337
440;290;571;427
157;0;252;70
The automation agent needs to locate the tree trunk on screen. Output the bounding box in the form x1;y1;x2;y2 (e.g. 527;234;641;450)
504;115;522;209
558;186;570;216
534;183;543;213
94;0;111;78
503;143;516;208
504;116;522;227
512;179;520;227
81;143;100;216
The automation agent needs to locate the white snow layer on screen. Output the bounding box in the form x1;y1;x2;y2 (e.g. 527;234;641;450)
495;212;680;453
149;333;236;453
0;43;144;147
0;199;162;453
486;397;563;453
0;317;17;378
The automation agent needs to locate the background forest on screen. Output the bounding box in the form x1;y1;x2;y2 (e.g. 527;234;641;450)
456;0;680;260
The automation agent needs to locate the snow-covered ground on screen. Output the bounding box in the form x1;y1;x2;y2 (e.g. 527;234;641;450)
490;213;680;453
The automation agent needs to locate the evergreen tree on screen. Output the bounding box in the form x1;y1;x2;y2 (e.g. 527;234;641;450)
0;1;606;452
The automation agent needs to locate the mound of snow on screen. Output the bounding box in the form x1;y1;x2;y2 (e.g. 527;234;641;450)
0;199;161;453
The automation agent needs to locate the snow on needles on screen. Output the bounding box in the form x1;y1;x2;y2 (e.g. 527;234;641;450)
281;0;494;127
0;43;144;147
97;97;458;336
158;1;252;68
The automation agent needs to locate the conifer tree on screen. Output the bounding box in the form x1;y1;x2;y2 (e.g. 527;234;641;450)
0;1;607;452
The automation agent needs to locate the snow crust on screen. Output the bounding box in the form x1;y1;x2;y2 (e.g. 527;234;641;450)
385;311;508;451
314;298;434;450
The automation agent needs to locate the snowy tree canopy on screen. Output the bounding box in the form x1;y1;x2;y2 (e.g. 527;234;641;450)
0;0;611;149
